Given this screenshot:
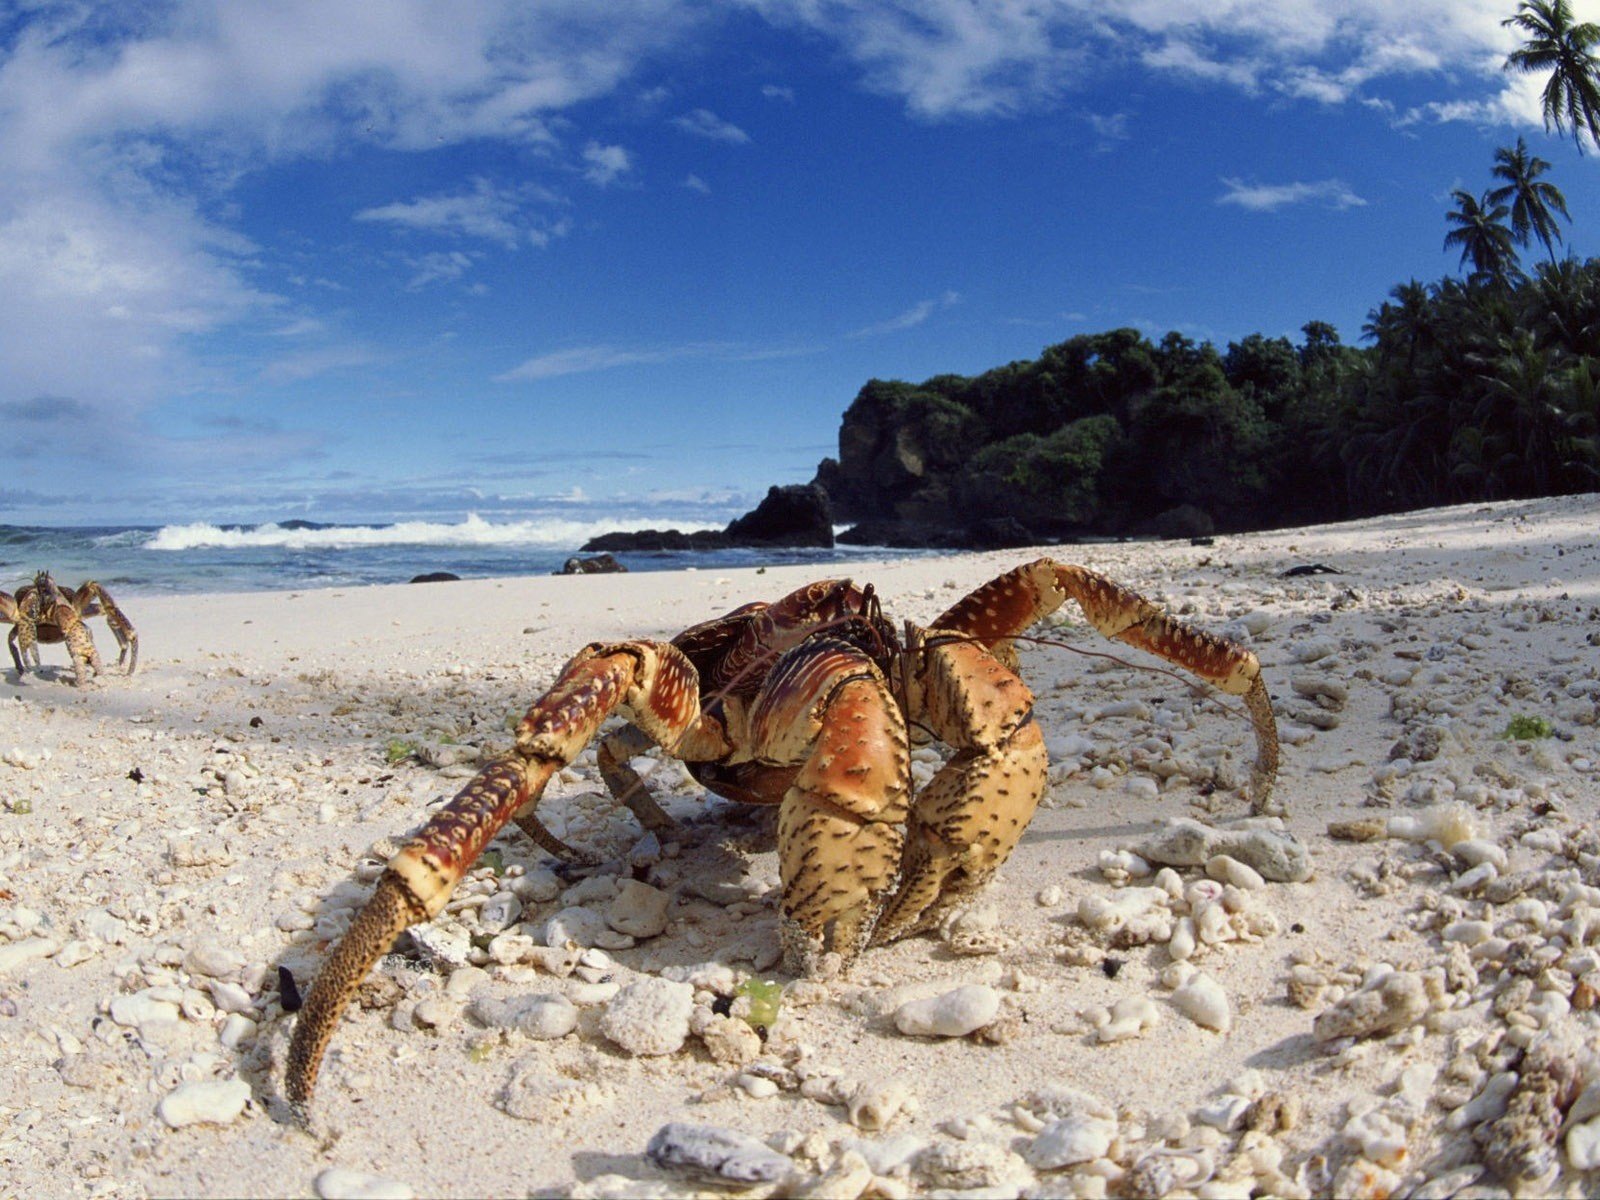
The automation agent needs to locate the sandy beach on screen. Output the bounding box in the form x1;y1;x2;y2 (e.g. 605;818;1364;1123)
3;493;1599;1199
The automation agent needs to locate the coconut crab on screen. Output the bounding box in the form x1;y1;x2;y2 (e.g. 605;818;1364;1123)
285;559;1279;1112
2;571;138;686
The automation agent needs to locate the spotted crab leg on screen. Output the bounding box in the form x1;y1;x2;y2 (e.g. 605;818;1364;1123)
872;631;1047;945
73;582;139;674
0;591;22;676
285;640;729;1116
933;559;1280;811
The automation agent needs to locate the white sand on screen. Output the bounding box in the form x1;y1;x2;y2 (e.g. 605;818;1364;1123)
2;493;1598;1198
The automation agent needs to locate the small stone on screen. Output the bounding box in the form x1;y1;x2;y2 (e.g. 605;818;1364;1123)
0;937;59;973
1025;1114;1116;1169
893;984;1000;1038
315;1168;417;1200
1172;972;1230;1032
645;1122;794;1187
472;993;578;1039
183;940;244;980
157;1079;251;1129
607;880;670;938
110;991;181;1030
600;977;694;1056
1313;971;1428;1042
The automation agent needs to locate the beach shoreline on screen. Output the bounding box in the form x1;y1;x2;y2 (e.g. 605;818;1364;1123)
2;492;1598;1198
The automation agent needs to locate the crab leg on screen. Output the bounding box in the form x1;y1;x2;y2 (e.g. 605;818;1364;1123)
933;559;1280;810
286;640;727;1115
47;594;102;687
740;637;912;975
74;582;139;674
0;591;23;675
874;635;1047;945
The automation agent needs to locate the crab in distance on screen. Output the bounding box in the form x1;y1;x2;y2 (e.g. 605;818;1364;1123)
2;571;138;686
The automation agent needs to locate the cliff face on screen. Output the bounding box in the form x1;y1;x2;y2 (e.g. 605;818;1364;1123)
806;330;1289;547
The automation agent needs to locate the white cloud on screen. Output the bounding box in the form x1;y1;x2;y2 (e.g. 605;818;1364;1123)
401;250;481;290
1216;177;1367;212
762;83;796;102
743;0;1571;120
847;290;960;338
672;107;752;142
355;178;559;248
496;340;812;381
0;0;704;450
581;141;634;186
682;173;711;194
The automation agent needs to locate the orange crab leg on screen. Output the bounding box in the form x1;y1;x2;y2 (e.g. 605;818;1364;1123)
286;640;728;1116
737;637;912;973
933;559;1279;810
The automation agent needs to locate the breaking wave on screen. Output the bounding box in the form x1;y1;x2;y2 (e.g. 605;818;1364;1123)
145;513;719;552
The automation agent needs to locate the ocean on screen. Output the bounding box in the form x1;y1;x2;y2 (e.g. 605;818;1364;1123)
0;516;917;596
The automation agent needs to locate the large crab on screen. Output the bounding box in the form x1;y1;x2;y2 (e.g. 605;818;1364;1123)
285;559;1279;1112
2;571;138;686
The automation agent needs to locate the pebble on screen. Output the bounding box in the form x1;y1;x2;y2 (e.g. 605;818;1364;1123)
472;993;578;1039
1172;972;1230;1032
183;940;244;980
606;880;670;938
156;1079;251;1129
1566;1116;1600;1171
0;937;59;973
546;906;633;950
1025;1114;1116;1169
110;991;181;1030
644;1122;795;1187
1136;818;1311;883
315;1168;417;1200
1313;971;1428;1042
599;977;694;1056
893;984;1000;1038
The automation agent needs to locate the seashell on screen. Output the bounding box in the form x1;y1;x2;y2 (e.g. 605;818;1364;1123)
156;1079;251;1129
847;1079;911;1131
1125;1148;1214;1198
1172;972;1230;1032
894;984;999;1038
1024;1114;1117;1170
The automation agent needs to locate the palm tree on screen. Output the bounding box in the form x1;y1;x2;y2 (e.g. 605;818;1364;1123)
1443;190;1519;282
1503;0;1600;153
1488;138;1571;264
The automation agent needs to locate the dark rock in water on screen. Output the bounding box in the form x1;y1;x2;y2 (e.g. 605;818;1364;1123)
1280;562;1343;578
558;554;627;575
723;484;834;548
583;483;833;553
582;528;732;553
644;1122;794;1186
409;571;461;583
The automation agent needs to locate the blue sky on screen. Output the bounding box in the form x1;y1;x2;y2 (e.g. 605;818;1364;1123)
1;0;1595;528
